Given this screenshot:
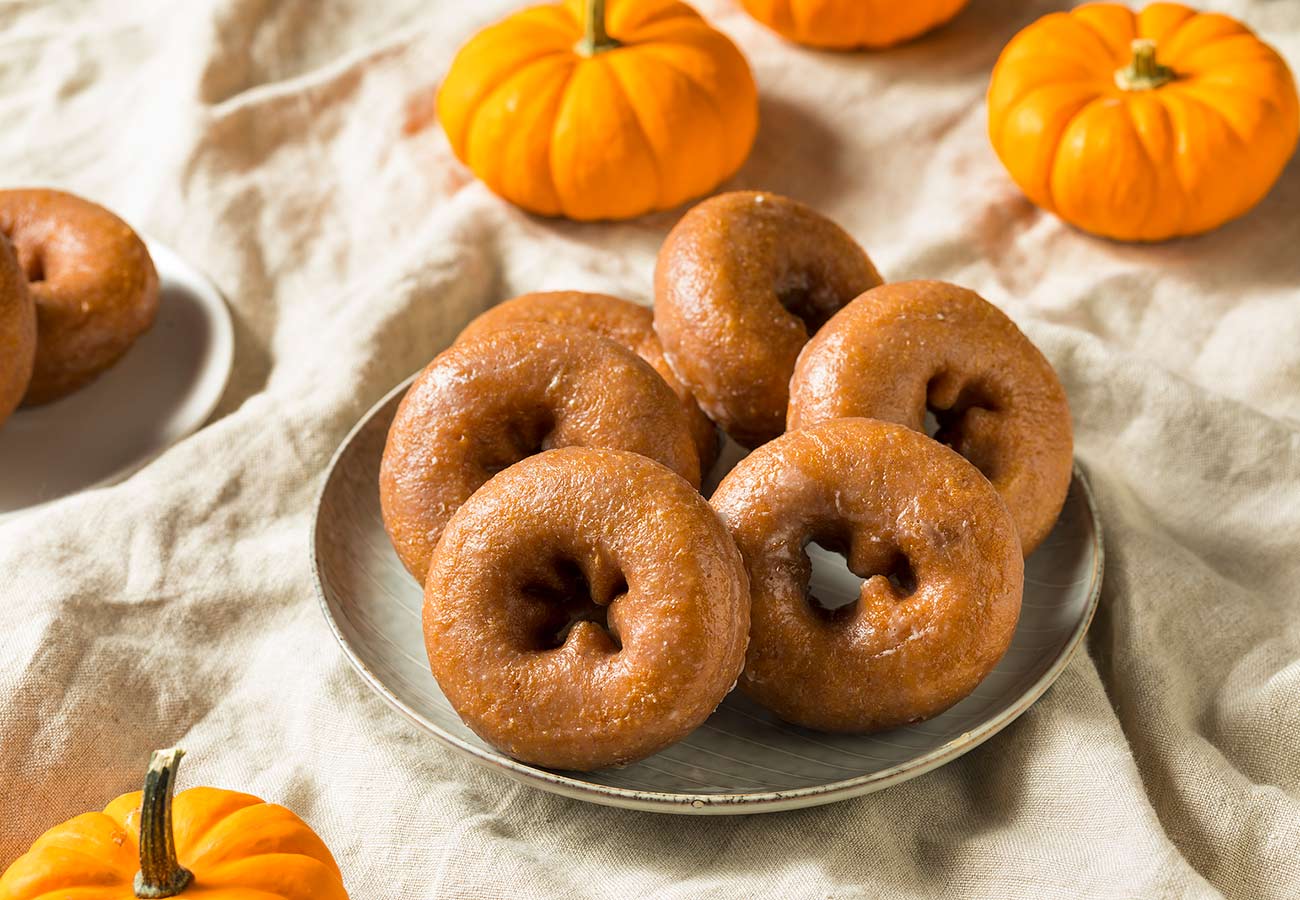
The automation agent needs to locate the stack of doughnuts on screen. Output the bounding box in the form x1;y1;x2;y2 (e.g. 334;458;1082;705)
0;188;160;429
382;190;1073;770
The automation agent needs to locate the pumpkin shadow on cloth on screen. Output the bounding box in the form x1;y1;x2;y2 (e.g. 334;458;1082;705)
734;94;853;211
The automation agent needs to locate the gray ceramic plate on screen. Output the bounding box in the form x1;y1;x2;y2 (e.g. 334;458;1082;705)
0;238;233;518
312;377;1103;814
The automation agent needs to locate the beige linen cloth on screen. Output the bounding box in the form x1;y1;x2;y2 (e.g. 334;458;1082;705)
2;0;1299;897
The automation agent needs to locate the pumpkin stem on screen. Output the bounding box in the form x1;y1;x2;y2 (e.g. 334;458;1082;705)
134;748;194;899
1115;38;1175;91
576;0;620;56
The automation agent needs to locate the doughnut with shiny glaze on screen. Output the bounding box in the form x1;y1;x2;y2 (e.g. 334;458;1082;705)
458;290;719;472
424;448;749;771
0;188;158;405
788;280;1072;555
653;190;882;448
380;324;700;583
711;418;1023;733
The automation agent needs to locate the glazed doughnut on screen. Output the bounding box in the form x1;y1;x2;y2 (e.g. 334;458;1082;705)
0;237;35;427
0;189;159;405
654;190;882;448
711;418;1023;733
381;324;701;583
424;447;749;770
458;290;719;472
788;280;1072;555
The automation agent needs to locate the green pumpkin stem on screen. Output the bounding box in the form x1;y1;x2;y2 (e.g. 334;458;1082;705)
1115;38;1175;91
133;748;194;899
576;0;620;56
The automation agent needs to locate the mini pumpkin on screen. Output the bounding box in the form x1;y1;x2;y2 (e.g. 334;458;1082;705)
0;748;348;900
740;0;969;49
437;0;758;221
988;2;1300;242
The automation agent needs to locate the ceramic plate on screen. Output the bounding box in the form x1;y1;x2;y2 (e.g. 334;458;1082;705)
0;239;234;518
313;377;1103;814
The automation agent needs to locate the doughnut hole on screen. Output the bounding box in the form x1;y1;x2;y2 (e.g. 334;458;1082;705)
517;555;628;653
478;407;556;478
775;266;845;335
925;372;1003;482
805;522;917;624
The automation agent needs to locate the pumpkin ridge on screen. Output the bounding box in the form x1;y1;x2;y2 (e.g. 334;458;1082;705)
629;44;731;182
195;852;346;896
513;6;584;42
1161;89;1258;232
1064;9;1134;68
991;65;1108;121
995;21;1117;87
462;51;576;186
634;34;754;174
1136;2;1197;46
1157;30;1251;70
170;788;266;864
1043;95;1111;215
1177;81;1289;141
992;84;1103;199
1181;64;1295;118
469;53;574;213
608;0;699;38
617;16;735;49
1142;6;1211;61
182;802;341;873
24;842;135;871
1147;95;1196;235
1168;87;1250;146
1119;98;1177;237
517;61;571;214
635;43;724;117
441;42;573;152
1159;35;1279;78
598;56;666;208
546;60;598;218
1155;12;1251;61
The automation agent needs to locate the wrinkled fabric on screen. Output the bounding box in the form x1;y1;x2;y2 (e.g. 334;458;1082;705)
1;1;1298;897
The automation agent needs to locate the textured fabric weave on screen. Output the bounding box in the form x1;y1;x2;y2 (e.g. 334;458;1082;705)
1;1;1298;897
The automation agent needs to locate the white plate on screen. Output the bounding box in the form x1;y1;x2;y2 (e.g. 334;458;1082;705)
0;239;233;518
312;377;1103;814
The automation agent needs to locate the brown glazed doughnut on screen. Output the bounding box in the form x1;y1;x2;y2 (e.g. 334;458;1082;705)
381;324;701;583
711;418;1023;733
424;448;749;771
0;189;159;405
0;237;36;427
458;290;719;472
788;280;1073;555
653;190;882;448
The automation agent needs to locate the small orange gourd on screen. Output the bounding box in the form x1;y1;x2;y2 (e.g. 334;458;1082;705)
740;0;969;49
988;2;1299;242
0;748;348;900
437;0;758;221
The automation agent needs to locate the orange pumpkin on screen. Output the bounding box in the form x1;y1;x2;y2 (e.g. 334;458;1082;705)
437;0;758;221
740;0;969;49
0;748;348;900
988;2;1300;242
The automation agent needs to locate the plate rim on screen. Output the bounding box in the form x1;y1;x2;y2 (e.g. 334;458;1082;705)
0;235;234;519
311;375;1105;815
